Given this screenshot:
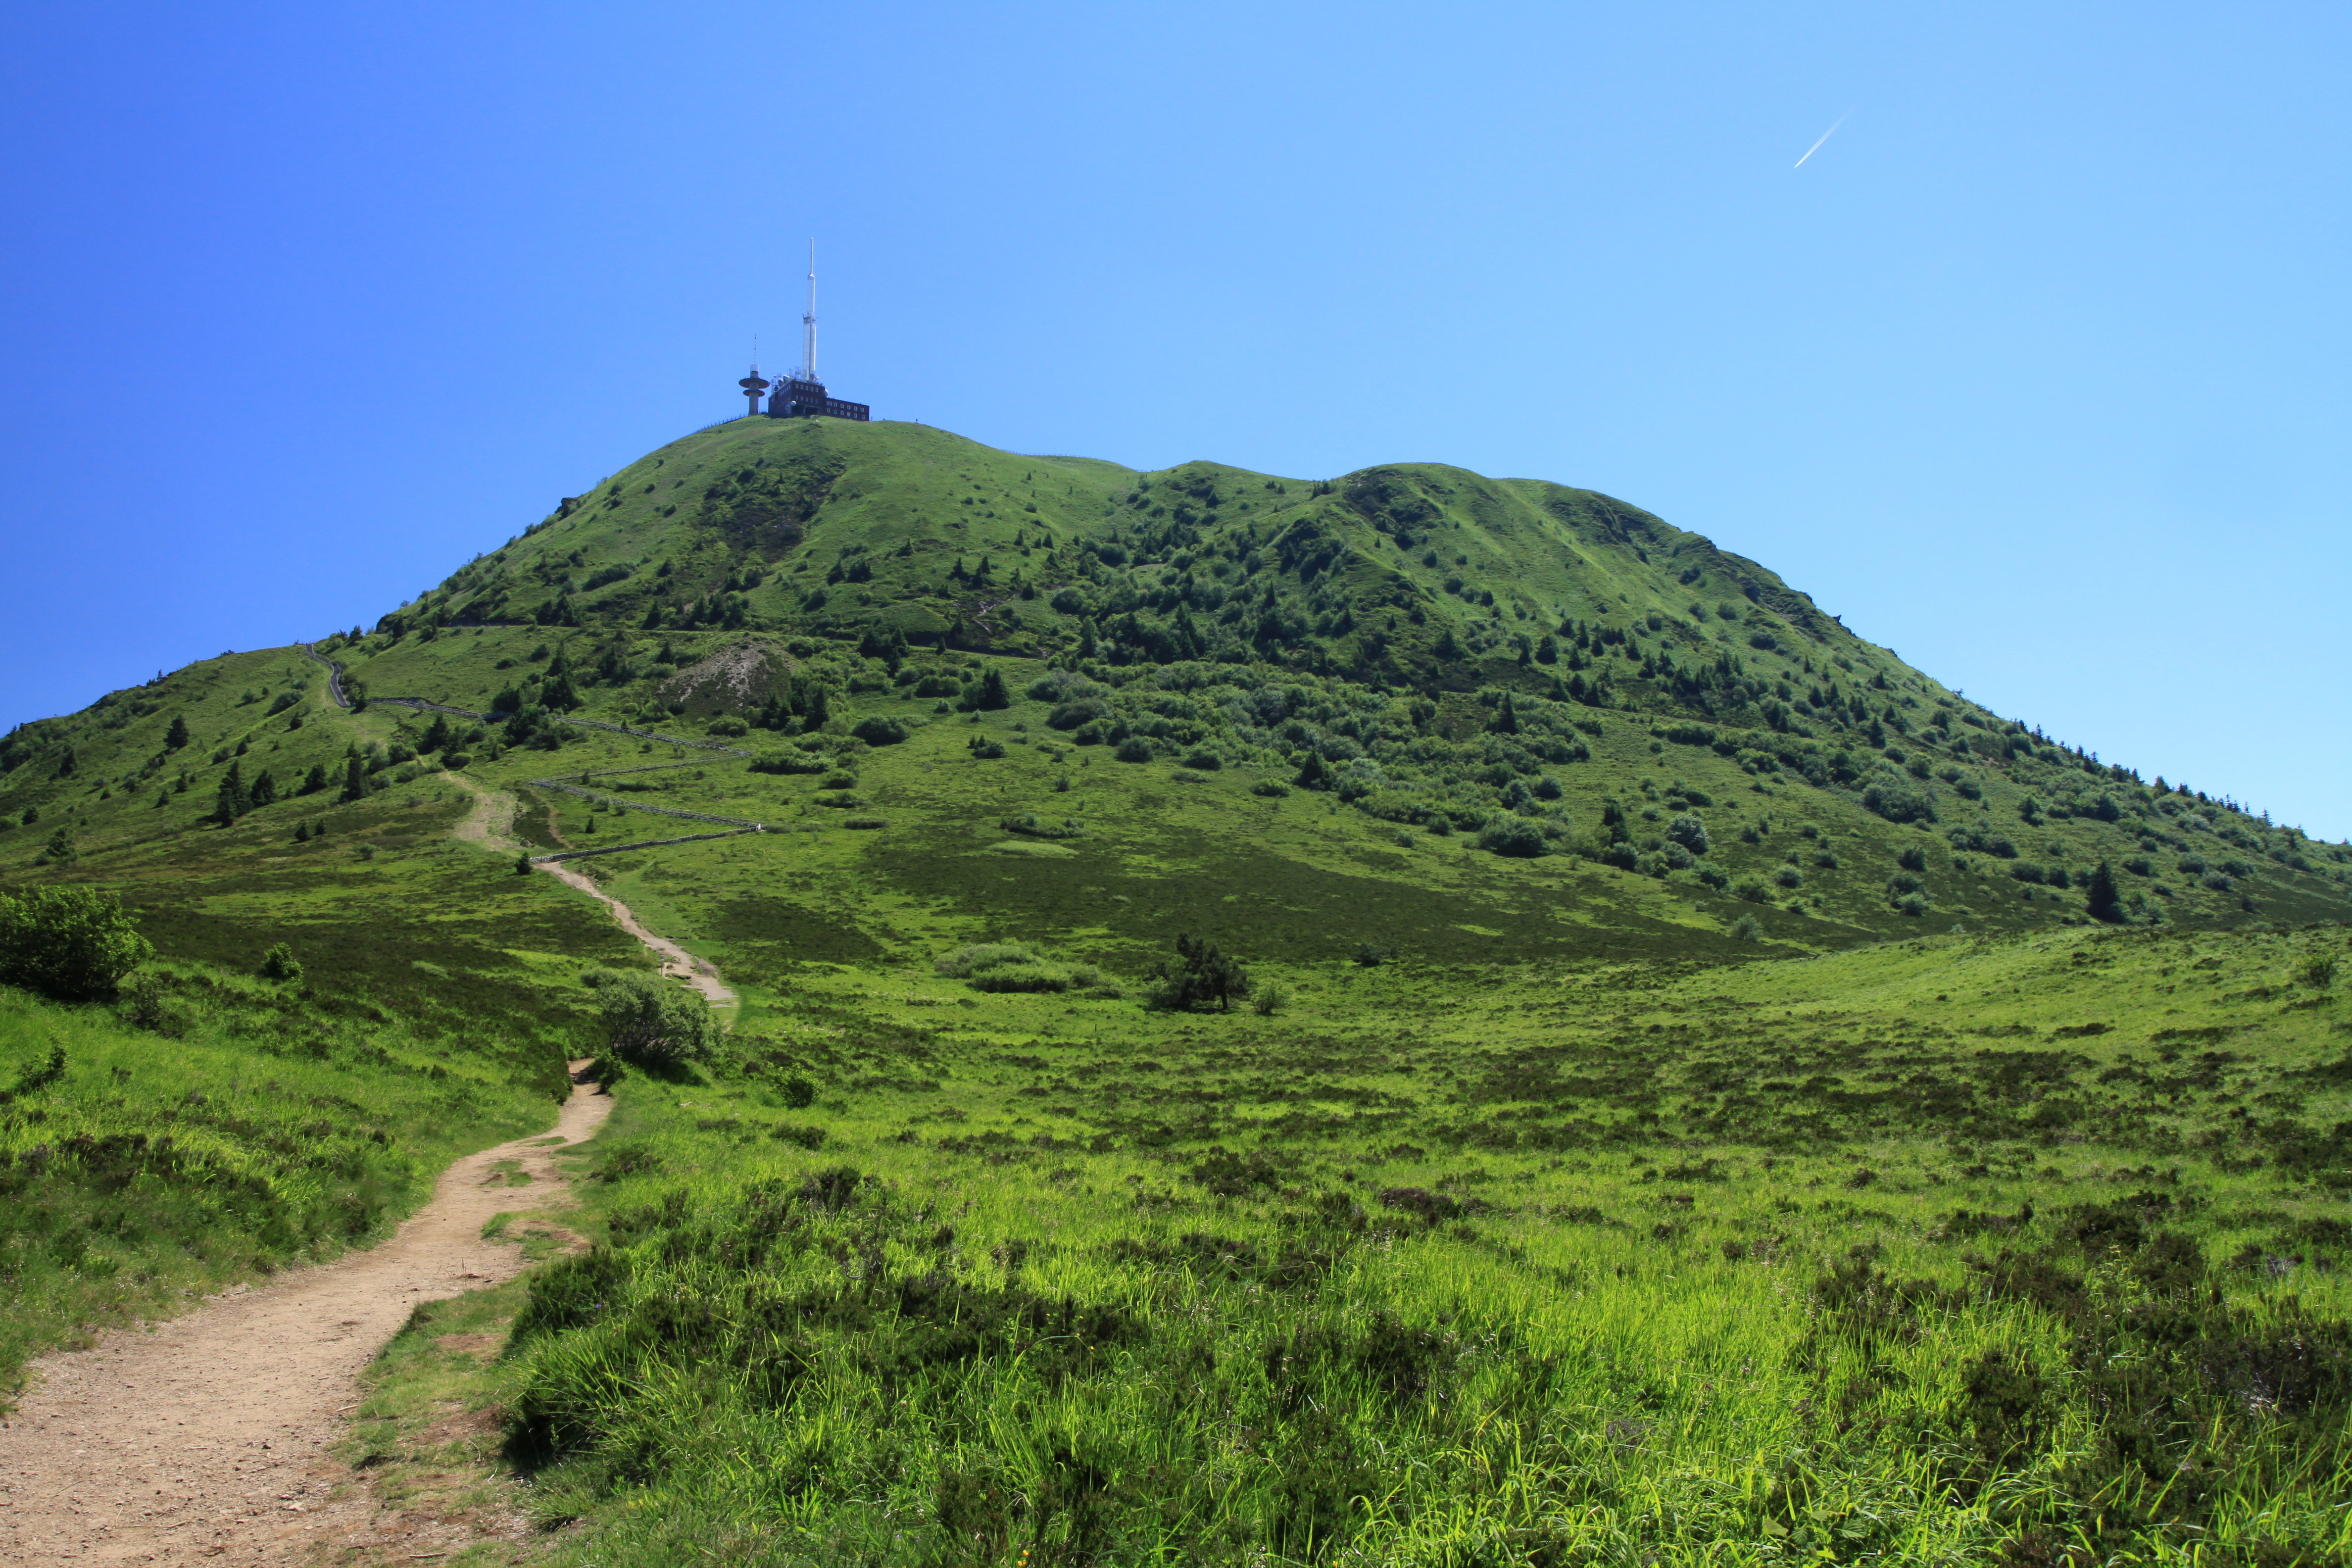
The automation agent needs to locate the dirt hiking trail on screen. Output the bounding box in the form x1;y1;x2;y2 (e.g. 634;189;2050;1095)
0;1073;612;1565
445;774;736;1009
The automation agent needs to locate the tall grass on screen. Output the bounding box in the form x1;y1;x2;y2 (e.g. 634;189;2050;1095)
497;921;2352;1564
0;964;558;1401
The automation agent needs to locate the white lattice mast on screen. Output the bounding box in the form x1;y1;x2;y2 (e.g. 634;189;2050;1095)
800;240;817;383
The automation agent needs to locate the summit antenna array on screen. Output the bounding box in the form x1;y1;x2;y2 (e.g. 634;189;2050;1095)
732;239;869;422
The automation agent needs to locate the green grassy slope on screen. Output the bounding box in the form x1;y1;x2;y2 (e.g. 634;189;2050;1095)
0;643;649;1039
2;414;2350;1563
0;963;560;1404
433;919;2351;1565
4;416;2345;975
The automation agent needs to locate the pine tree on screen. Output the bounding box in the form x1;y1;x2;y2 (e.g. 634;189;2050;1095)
212;762;248;827
1492;693;1520;734
301;763;329;795
165;715;190;749
2086;861;2124;923
340;756;368;803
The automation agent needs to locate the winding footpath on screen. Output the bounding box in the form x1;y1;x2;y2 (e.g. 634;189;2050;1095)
0;1073;612;1565
303;641;741;1007
444;774;736;1008
0;649;746;1565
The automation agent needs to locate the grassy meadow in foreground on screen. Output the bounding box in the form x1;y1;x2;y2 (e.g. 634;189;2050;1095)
0;965;572;1404
373;918;2352;1568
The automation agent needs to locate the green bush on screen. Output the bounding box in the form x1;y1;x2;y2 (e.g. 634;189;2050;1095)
850;717;908;746
1250;780;1291;798
962;668;1012;711
748;750;830;775
968;964;1072;993
597;972;718;1068
1862;770;1936;824
999;814;1082;839
1146;933;1250;1012
258;943;304;984
0;885;154;1001
1731;915;1764;940
934;942;1095;994
1114;737;1154;763
1476;820;1547;858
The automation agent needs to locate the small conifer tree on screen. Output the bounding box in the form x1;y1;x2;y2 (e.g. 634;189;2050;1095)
212;763;248;826
2086;860;2124;922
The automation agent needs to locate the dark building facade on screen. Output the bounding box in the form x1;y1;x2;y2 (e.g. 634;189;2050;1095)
768;377;870;421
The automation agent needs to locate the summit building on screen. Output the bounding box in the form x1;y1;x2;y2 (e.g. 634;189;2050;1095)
734;241;870;422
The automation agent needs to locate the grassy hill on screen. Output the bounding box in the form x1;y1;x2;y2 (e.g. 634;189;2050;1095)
3;414;2350;1563
3;414;2346;989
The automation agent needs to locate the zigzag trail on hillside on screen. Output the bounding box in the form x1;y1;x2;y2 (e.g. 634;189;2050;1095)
442;772;736;1009
302;643;740;1009
0;1071;612;1566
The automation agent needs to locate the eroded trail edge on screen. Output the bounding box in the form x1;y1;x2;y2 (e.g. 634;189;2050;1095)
0;1074;613;1566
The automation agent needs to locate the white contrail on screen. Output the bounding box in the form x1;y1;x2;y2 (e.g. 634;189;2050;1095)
1793;112;1851;168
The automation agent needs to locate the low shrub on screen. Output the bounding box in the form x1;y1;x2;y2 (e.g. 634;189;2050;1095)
748;750;830;775
0;885;154;1001
1000;814;1083;839
1477;820;1547;858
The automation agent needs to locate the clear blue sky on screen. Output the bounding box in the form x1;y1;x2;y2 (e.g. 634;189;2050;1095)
4;2;2347;836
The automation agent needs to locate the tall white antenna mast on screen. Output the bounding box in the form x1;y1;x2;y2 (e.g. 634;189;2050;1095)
800;240;817;382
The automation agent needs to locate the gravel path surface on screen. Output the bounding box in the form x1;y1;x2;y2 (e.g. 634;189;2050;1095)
0;1075;611;1565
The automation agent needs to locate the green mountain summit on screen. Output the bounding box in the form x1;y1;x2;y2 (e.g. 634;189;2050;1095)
6;413;2347;981
6;414;2352;1564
